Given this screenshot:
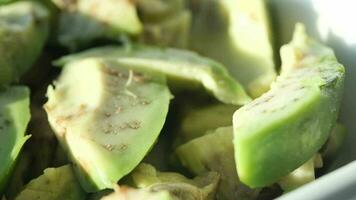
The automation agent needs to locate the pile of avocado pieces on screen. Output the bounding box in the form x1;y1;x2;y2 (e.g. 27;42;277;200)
0;0;346;200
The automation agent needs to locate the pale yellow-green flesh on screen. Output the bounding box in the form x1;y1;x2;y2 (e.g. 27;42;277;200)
15;165;86;200
55;45;251;105
45;59;171;191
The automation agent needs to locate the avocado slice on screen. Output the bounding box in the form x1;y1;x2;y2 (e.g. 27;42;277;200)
54;45;251;105
176;127;259;200
137;0;192;48
189;0;276;97
177;104;238;144
52;0;142;50
44;58;171;192
15;165;86;200
0;1;49;85
128;163;219;200
102;187;174;200
233;24;345;187
0;86;31;193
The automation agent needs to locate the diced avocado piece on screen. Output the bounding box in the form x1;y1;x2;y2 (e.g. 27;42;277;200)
128;163;219;200
0;86;31;193
102;187;174;200
137;0;191;48
52;0;142;50
278;155;317;192
233;24;345;187
44;58;171;192
15;165;86;200
136;0;185;22
55;45;251;105
177;104;238;143
189;0;276;97
176;127;259;200
321;123;346;160
0;1;50;85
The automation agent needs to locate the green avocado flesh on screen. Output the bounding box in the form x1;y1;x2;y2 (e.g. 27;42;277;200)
176;127;259;200
102;187;174;200
55;45;251;105
0;86;31;193
0;1;49;85
137;0;192;48
189;0;276;97
53;0;142;50
233;24;345;188
128;163;219;200
15;165;86;200
177;104;238;144
44;58;171;192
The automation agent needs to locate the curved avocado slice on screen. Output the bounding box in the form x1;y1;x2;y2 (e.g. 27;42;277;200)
188;0;276;97
44;59;171;192
128;163;219;200
15;165;86;200
0;86;31;193
176;127;259;200
54;45;251;105
53;0;142;50
102;187;174;200
233;24;345;187
0;1;49;85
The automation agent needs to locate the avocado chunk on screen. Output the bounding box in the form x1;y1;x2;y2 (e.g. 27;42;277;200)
137;0;192;48
189;0;276;97
0;1;49;85
15;165;86;200
233;24;345;187
176;127;259;200
102;187;174;200
0;86;31;193
55;45;251;105
52;0;142;50
177;104;238;144
44;58;171;192
128;163;219;200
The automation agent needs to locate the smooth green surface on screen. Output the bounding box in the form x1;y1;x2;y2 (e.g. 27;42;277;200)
176;127;259;200
189;0;276;97
44;59;171;192
0;86;31;193
55;45;251;105
15;165;86;200
0;1;49;85
233;24;345;187
129;163;219;200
